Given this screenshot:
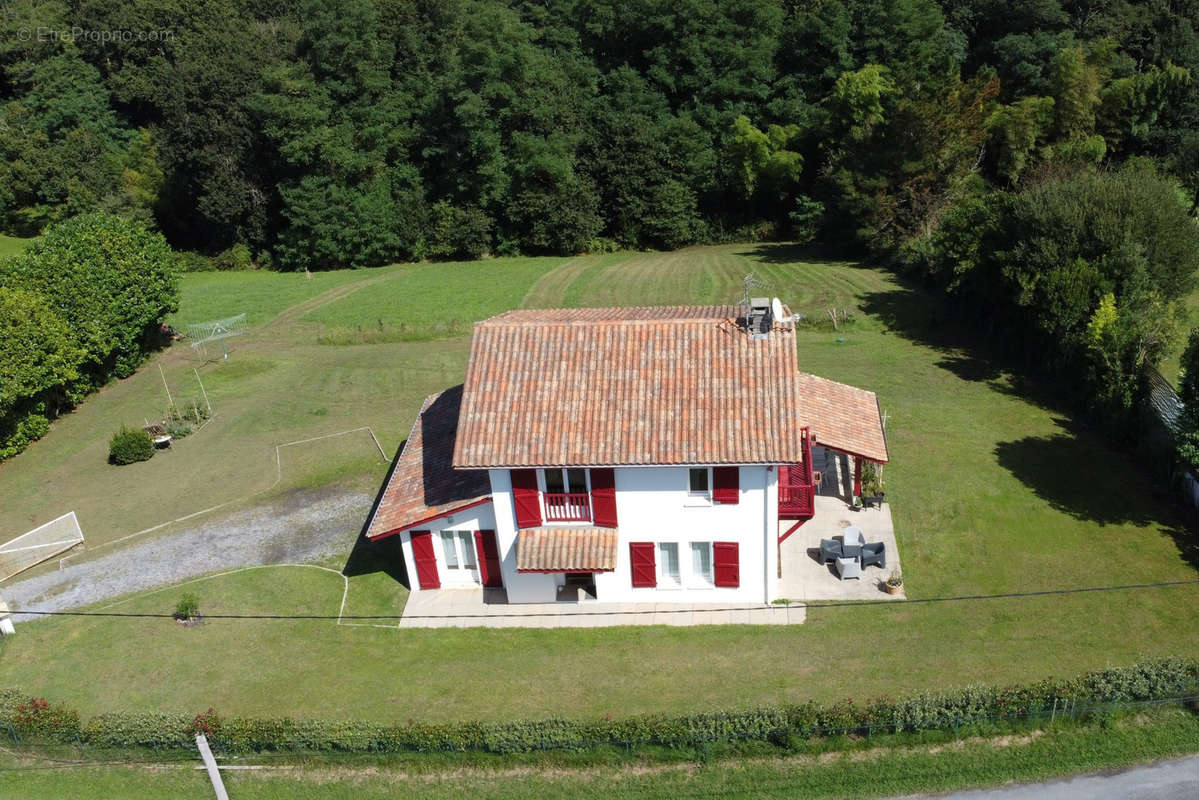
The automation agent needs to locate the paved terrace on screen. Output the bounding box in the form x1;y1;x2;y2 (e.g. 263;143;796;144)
776;444;904;601
778;494;904;602
398;590;806;628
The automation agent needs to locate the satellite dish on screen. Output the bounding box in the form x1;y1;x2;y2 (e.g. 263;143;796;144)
771;297;784;321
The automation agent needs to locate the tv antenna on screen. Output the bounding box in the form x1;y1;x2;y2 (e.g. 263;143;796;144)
739;273;770;311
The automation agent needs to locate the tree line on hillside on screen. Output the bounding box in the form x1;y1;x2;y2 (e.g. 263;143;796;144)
3;1;1198;267
3;0;1199;450
0;215;178;459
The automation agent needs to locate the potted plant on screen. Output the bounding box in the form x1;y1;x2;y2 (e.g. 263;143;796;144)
884;569;903;595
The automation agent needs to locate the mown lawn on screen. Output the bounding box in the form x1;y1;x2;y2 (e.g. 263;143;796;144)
1;243;1197;724
0;233;35;258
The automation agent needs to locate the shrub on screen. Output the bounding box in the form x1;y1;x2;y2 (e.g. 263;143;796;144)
165;420;192;439
860;461;883;496
425;201;492;260
175;251;216;272
108;425;154;465
7;697;81;743
213;244;254;271
174;592;199;620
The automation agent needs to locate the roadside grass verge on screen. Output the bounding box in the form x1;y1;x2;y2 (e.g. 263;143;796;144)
2;705;1197;799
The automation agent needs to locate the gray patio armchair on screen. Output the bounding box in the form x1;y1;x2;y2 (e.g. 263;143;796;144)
841;527;865;559
860;541;886;570
819;538;842;563
835;556;862;580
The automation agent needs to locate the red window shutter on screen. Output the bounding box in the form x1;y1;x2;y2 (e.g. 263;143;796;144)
409;531;440;589
590;468;618;527
712;467;740;504
713;541;739;587
510;469;542;528
630;542;656;588
474;530;503;588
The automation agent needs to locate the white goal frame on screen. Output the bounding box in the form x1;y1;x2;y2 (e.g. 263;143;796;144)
0;512;85;583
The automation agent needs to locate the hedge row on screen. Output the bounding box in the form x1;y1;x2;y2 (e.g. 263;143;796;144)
3;659;1196;753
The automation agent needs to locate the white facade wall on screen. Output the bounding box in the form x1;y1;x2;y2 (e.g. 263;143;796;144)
396;502;497;589
488;465;781;604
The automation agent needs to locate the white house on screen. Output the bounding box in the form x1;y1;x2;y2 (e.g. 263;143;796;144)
364;302;889;604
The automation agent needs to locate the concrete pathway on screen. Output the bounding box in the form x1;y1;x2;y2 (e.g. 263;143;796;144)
398;588;806;628
899;754;1199;800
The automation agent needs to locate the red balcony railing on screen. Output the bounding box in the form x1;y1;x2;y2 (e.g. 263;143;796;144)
779;484;814;519
543;492;592;522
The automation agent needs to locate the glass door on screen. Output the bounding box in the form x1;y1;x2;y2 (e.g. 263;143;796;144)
439;530;481;585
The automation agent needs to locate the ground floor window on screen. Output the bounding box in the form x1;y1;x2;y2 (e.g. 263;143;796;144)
690;541;713;586
439;530;477;570
658;542;681;588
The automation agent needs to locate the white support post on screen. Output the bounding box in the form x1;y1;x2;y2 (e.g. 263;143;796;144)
195;733;230;800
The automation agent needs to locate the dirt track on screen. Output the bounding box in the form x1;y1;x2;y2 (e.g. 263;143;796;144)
2;485;371;616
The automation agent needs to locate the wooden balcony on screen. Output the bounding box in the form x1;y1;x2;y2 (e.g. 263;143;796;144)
779;483;815;519
542;492;592;522
779;426;816;521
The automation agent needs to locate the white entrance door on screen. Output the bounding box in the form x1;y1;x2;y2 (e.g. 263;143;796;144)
439;530;480;586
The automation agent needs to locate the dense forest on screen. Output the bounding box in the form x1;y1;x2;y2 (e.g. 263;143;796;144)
5;0;1199;459
3;0;1198;265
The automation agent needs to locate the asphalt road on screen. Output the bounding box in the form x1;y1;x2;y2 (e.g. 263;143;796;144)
901;754;1199;800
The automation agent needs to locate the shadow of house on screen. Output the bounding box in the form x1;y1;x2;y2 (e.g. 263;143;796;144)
343;437;410;587
344;385;492;589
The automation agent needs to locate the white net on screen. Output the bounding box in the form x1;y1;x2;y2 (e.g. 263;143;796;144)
187;313;247;348
0;512;84;582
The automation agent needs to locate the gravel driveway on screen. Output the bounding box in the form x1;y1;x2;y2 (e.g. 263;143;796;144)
2;485;371;617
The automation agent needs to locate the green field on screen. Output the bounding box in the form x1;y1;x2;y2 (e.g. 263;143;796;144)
1;244;1198;724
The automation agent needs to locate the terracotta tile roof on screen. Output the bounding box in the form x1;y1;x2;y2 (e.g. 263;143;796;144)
365;386;491;540
795;372;889;463
453;306;809;467
516;527;619;572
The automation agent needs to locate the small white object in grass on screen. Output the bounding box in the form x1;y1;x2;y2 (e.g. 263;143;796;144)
0;600;13;635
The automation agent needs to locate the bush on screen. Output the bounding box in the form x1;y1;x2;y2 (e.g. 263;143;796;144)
175;251;216;272
3;696;81;743
108;425;154;465
165;420;192;439
174;592;199;620
425;202;492;260
213;243;254;271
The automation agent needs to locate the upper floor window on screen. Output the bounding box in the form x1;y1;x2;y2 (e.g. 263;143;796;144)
541;468;591;522
543;468;588;495
687;467;712;504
